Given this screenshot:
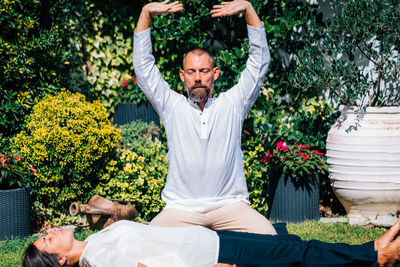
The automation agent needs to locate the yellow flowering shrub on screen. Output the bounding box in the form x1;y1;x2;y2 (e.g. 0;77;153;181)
12;90;120;219
243;139;270;216
95;121;168;222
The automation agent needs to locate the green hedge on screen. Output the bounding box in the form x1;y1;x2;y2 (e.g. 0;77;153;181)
0;0;71;150
66;0;144;112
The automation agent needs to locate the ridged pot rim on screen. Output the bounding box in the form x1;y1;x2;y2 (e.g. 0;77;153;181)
339;106;400;114
0;187;29;192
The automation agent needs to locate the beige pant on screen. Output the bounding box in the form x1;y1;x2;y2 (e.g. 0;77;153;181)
150;201;277;235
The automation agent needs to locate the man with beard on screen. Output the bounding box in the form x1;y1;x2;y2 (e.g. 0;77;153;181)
133;0;276;236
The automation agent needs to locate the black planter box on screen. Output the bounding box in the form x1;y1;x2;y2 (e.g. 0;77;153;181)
114;102;160;126
0;187;31;240
268;172;320;223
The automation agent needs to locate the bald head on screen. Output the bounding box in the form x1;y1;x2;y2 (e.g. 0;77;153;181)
183;48;214;69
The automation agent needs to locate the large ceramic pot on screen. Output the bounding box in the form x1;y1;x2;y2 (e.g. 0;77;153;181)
268;171;320;223
0;187;31;240
326;106;400;226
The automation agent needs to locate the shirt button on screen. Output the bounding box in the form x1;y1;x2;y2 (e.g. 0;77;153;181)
200;112;203;115
203;122;205;125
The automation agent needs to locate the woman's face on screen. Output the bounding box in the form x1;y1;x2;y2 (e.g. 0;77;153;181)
34;228;75;257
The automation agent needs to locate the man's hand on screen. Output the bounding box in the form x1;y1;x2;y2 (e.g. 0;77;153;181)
210;0;262;28
144;0;183;17
210;0;249;17
136;0;183;33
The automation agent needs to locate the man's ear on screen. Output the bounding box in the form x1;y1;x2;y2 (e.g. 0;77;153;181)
58;255;67;266
213;67;220;81
179;69;185;83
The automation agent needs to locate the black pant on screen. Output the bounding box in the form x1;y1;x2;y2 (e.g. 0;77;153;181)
216;230;377;266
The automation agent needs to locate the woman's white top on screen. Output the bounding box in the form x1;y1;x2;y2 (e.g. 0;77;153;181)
79;220;219;267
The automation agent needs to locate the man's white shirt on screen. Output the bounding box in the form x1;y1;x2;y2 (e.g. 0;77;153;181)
133;23;270;213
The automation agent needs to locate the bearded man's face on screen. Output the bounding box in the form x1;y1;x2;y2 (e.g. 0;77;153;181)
180;52;219;102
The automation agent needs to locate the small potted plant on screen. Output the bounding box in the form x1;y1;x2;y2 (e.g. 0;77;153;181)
262;141;328;223
0;152;36;240
0;152;36;189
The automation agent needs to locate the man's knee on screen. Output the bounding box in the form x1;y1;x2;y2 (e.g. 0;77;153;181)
150;208;202;227
210;202;277;234
150;209;180;226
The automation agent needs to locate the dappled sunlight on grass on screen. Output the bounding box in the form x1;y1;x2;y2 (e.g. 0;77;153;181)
287;220;387;244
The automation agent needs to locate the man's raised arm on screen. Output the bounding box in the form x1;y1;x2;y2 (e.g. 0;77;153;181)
211;1;269;116
133;1;183;118
135;0;183;33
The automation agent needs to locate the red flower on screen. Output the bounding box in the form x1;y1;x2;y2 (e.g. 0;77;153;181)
121;81;128;86
276;142;289;151
134;77;137;84
261;156;268;163
314;150;324;156
296;151;308;159
29;165;37;174
299;144;303;150
305;144;310;149
276;141;285;148
16;155;21;161
261;152;273;163
0;157;6;164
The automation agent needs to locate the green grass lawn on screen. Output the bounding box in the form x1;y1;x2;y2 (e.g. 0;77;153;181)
0;221;387;267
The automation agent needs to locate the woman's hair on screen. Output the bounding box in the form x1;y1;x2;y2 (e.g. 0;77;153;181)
23;243;78;267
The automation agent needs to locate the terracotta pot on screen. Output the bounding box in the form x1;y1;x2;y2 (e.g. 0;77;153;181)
326;106;400;226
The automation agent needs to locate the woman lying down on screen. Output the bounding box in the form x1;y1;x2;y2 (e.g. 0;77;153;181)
23;218;400;267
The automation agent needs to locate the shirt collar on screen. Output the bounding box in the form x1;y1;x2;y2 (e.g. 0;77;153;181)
187;97;215;110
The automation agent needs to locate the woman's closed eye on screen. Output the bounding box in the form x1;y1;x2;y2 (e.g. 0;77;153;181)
42;236;51;246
